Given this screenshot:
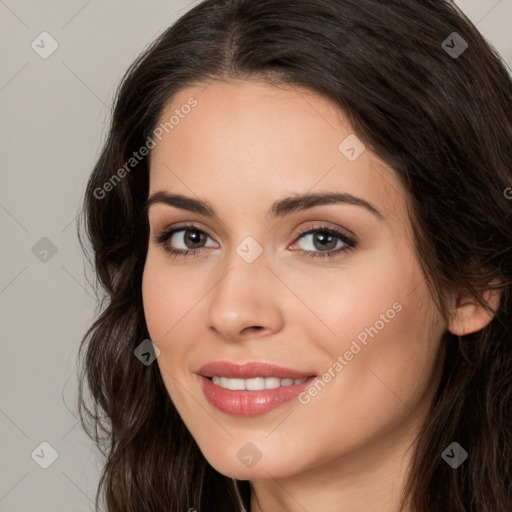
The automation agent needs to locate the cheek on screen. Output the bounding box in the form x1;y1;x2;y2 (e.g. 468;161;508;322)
277;258;408;352
287;286;444;470
141;254;211;402
141;259;191;411
141;254;204;341
298;249;444;426
142;261;168;341
326;284;443;419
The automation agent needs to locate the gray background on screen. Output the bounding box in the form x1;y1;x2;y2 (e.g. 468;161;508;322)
1;1;511;510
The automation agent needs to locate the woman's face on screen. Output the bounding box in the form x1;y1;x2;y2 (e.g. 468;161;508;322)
142;79;447;480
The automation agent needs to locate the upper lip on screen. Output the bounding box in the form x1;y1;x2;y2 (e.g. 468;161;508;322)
197;361;317;379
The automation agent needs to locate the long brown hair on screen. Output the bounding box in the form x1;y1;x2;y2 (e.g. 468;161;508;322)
77;1;512;510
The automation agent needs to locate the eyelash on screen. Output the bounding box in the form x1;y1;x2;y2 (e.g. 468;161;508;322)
153;223;357;260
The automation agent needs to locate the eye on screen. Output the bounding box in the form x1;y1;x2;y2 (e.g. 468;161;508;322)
153;223;357;260
291;225;356;259
153;224;217;259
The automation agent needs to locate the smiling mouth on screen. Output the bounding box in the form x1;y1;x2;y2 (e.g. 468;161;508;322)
199;374;318;416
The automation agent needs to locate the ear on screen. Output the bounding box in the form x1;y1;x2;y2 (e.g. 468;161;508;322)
447;284;502;336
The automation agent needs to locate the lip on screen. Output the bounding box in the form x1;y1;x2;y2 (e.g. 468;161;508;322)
197;361;316;379
197;374;317;416
196;361;318;416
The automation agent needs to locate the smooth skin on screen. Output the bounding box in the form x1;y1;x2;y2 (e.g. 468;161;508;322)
142;79;500;512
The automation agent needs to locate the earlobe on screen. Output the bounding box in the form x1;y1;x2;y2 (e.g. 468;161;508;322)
447;285;502;336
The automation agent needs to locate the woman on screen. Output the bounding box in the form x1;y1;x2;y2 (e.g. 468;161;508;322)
77;0;512;510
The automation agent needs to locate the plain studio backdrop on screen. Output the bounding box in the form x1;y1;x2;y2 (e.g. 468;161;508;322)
0;1;511;510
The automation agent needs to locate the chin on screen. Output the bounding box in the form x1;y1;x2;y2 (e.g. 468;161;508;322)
203;449;298;481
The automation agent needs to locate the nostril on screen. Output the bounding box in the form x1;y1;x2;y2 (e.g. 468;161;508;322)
243;326;264;334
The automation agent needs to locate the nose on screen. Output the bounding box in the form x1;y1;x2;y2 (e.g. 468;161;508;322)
206;250;284;342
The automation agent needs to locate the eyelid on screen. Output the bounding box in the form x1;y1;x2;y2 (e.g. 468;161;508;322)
154;220;217;240
154;220;356;242
294;221;357;241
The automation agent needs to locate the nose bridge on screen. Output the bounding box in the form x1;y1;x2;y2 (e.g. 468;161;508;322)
206;239;283;339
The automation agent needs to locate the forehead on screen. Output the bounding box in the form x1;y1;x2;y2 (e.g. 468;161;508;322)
148;79;406;222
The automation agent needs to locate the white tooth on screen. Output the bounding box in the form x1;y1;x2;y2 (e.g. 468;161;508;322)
227;378;245;390
264;377;281;389
245;377;265;390
211;376;308;390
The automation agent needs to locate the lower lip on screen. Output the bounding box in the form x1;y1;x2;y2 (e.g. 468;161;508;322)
198;375;317;416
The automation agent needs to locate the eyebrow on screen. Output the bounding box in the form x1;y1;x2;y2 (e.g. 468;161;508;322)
142;191;383;220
